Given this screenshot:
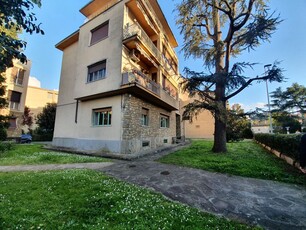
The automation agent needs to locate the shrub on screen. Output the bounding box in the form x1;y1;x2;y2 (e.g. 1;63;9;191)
0;141;15;154
32;133;53;142
254;133;301;161
242;128;254;139
0;128;7;141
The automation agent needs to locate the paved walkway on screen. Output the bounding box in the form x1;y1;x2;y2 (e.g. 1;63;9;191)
0;162;113;172
1;147;305;229
98;147;306;230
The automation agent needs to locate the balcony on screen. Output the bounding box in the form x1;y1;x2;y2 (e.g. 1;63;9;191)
9;101;20;111
123;23;162;65
122;71;179;111
122;70;160;96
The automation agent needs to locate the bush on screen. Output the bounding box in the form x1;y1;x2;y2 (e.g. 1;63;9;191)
32;133;53;141
0;128;7;141
242;128;254;139
0;141;15;154
254;133;301;161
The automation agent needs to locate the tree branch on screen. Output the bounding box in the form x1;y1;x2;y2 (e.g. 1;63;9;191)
225;75;270;100
232;0;254;31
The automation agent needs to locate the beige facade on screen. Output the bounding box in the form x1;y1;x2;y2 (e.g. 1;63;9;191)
25;86;58;130
0;60;31;137
53;0;183;154
180;93;214;139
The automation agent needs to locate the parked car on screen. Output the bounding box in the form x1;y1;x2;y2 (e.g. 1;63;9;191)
20;134;32;143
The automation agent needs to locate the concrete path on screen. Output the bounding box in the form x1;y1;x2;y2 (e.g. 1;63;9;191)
0;162;113;172
98;153;306;230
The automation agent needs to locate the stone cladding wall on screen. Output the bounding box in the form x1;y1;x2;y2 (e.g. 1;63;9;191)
121;94;177;154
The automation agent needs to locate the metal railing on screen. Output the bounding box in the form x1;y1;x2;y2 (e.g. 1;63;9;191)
123;23;162;63
139;0;163;31
122;71;160;96
9;102;20;110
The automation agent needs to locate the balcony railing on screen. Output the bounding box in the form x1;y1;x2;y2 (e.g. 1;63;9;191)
139;0;163;31
122;70;160;96
9;101;20;110
123;23;162;63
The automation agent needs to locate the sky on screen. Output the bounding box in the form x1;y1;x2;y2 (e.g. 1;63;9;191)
22;0;306;111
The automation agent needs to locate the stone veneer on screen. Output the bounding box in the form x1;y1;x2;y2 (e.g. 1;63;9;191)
120;94;177;154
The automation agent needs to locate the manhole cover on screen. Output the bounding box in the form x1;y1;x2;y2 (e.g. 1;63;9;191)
160;171;170;175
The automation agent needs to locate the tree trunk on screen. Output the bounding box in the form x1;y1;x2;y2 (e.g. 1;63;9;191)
212;113;227;153
211;0;227;153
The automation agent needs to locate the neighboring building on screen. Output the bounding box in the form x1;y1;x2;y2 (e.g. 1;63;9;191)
25;85;58;130
53;0;182;154
251;120;270;134
180;93;214;139
0;60;31;137
251;125;270;134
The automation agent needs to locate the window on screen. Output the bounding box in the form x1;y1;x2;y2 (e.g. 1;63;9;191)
9;118;17;128
93;107;112;126
87;60;106;82
142;141;150;147
141;108;149;126
90;21;109;45
8;90;21;110
160;114;169;128
10;67;25;86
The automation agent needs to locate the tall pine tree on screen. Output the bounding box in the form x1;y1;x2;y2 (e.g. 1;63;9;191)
177;0;284;152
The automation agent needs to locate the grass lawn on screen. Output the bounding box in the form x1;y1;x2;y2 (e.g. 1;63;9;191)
159;140;306;186
0;169;259;229
0;144;109;166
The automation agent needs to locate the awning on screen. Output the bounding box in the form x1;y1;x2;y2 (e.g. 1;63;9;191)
135;43;159;68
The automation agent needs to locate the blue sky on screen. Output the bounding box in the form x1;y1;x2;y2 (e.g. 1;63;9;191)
22;0;306;111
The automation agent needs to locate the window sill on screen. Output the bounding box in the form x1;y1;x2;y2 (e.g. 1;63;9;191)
86;76;106;84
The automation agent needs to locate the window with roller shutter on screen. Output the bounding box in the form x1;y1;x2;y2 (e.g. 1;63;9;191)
90;21;109;45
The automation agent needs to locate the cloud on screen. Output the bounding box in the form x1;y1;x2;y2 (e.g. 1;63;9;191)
233;102;266;112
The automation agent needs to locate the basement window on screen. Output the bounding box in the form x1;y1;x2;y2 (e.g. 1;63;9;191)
142;141;150;147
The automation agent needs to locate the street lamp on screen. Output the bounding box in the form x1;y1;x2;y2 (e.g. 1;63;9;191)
264;64;273;134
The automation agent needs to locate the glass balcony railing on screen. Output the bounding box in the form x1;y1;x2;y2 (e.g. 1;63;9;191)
123;23;162;63
122;70;160;96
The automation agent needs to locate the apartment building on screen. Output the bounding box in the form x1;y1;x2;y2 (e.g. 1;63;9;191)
25;85;58;130
0;60;31;137
53;0;182;154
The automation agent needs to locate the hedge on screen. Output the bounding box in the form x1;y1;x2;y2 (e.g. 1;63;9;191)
254;133;302;161
32;133;53;142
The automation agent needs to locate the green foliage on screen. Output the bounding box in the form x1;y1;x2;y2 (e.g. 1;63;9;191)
36;103;57;135
0;128;7;141
0;170;256;229
32;133;53;141
0;0;43;130
272;112;301;133
21;106;33;133
159;140;306;186
226;104;251;142
0;144;109;165
254;133;301;161
0;141;14;154
270;83;306;126
242;128;254;139
0;0;44;73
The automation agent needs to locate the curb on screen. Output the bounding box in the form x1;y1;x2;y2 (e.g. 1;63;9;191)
255;140;301;169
